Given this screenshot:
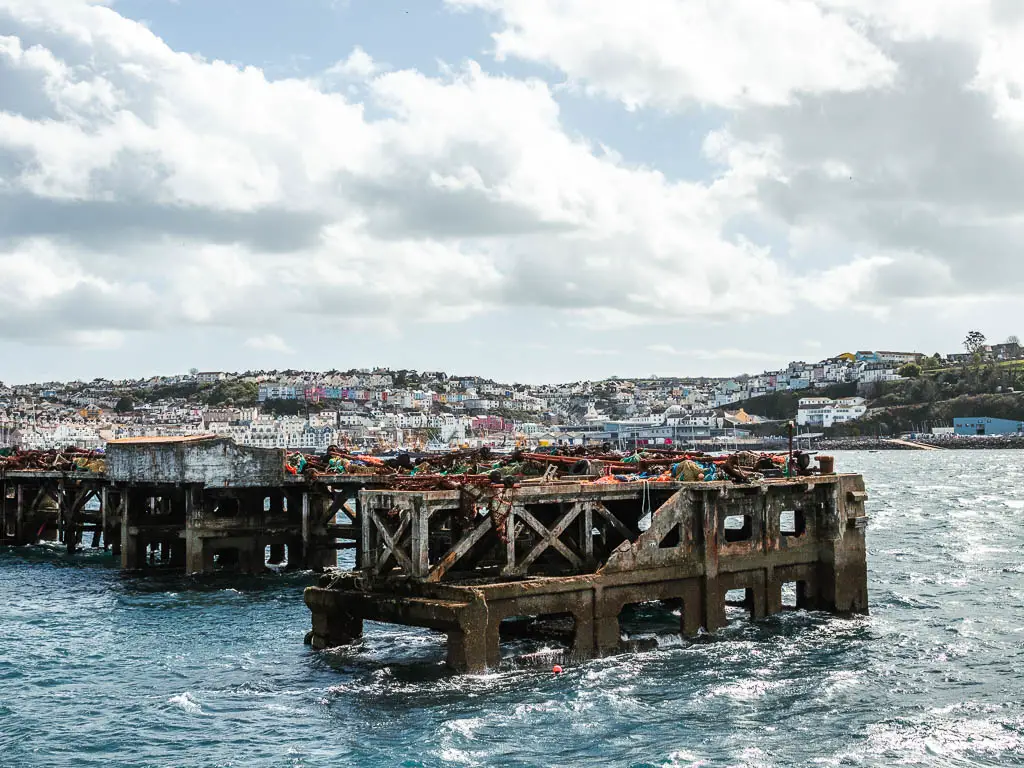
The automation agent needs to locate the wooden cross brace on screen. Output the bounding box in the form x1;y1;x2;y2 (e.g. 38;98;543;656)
514;503;585;572
370;507;413;574
426;512;494;583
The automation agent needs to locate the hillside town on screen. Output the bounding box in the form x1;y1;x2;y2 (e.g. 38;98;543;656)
1;341;1021;452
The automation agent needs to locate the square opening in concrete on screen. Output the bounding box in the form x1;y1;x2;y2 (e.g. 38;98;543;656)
618;600;685;650
723;514;752;543
781;581;798;608
724;588;748;605
780;509;806;537
723;587;754;621
499;613;575;667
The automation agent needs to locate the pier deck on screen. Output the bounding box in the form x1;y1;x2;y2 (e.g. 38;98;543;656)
304;474;869;672
1;436;388;573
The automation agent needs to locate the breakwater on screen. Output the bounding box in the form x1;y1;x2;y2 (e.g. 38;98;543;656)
817;435;1024;450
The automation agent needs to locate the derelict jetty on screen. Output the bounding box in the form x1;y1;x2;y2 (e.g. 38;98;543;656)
1;438;868;672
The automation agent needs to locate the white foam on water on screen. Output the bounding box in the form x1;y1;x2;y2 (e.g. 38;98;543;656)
661;750;710;767
442;716;484;740
706;677;782;702
168;691;202;714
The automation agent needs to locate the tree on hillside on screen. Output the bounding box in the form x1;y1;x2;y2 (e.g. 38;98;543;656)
898;362;922;379
1007;335;1020;346
963;330;988;380
963;330;987;355
114;396;134;413
205;380;259;406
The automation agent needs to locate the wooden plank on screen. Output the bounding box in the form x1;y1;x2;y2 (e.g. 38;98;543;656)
410;498;428;578
583;501;594;563
359;493;375;569
301;492;311;548
341;501;357;522
504;505;517;574
427;513;494;583
100;487;108;549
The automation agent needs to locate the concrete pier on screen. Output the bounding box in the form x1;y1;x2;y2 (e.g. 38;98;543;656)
304;474;869;672
1;436;385;574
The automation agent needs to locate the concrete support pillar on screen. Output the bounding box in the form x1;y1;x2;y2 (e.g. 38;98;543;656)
63;484;82;555
0;481;9;543
120;491;143;569
594;595;622;657
310;493;337;572
816;480;869;615
679;593;702;637
184;485;209;575
700;490;726;632
185;536;213;574
445;597;492;674
766;576;783;617
305;590;364;650
447;628;489;674
748;578;768;620
570;607;595;661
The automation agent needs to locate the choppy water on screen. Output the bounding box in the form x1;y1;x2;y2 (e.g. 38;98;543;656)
2;451;1024;767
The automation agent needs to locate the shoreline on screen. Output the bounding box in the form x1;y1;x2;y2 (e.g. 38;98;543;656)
813;436;1024;451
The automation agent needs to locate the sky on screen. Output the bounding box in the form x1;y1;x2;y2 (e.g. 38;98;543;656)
1;0;1022;385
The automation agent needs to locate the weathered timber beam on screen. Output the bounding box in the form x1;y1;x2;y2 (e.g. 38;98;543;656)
371;509;413;574
427;513;494;583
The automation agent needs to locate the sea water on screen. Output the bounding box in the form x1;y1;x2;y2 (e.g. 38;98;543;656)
2;451;1023;767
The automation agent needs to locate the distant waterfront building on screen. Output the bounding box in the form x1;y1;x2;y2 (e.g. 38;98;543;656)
196;372;226;384
953;417;1024;436
795;397;867;428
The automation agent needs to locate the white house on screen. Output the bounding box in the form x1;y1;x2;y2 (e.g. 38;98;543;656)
796;397;867;428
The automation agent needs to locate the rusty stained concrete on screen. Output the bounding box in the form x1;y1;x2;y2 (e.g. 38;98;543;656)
304;474;870;672
105;436;285;488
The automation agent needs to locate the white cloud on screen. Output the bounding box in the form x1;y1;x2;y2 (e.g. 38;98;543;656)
1;0;1021;374
324;45;381;80
448;0;897;109
450;0;1024;309
244;334;294;354
0;0;796;348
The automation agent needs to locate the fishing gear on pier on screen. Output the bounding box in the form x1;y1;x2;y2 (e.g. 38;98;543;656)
0;447;106;473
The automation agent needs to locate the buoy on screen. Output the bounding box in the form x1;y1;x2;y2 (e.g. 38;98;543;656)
552;665;563;674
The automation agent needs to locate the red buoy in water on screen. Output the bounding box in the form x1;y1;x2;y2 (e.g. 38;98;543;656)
552;665;563;674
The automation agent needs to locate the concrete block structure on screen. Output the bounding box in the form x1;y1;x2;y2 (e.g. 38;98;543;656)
304;474;869;672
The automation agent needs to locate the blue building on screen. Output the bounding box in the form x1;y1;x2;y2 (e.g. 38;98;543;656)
953;417;1024;436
